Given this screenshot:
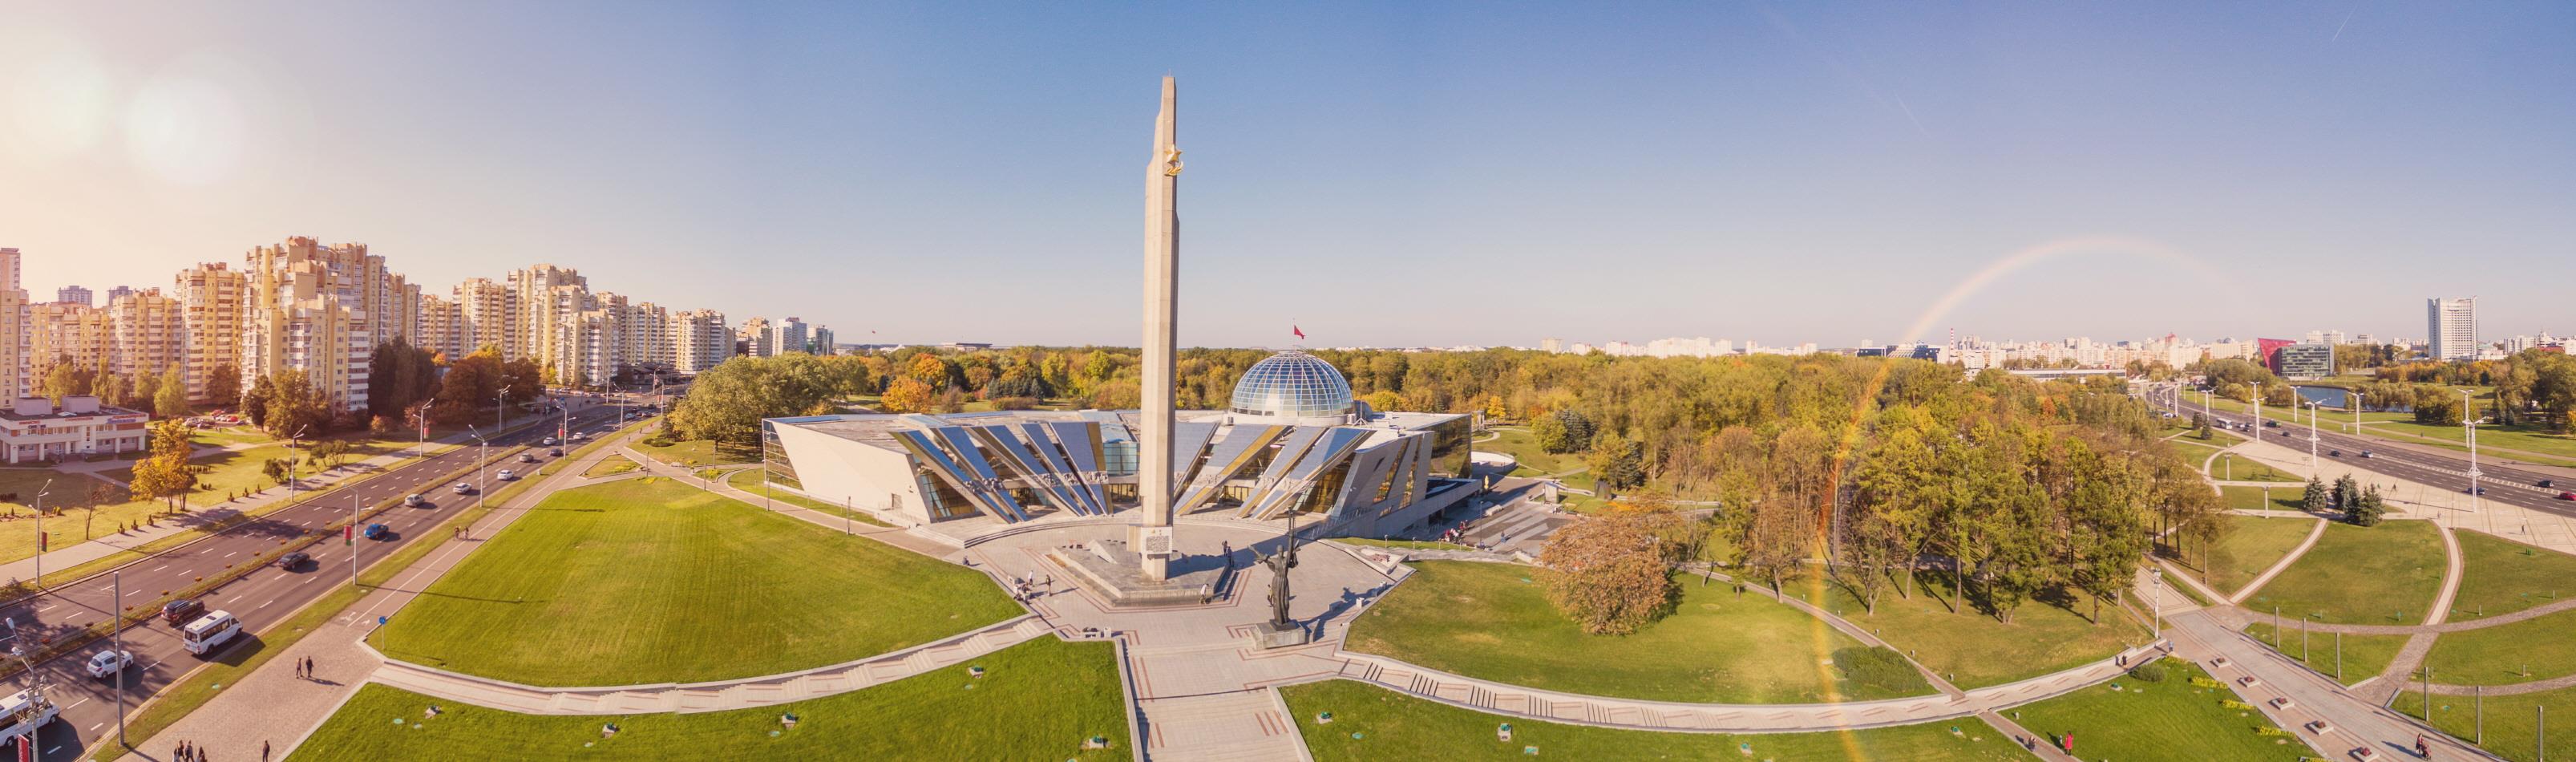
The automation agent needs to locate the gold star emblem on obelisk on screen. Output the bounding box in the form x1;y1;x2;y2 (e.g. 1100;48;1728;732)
1163;146;1183;176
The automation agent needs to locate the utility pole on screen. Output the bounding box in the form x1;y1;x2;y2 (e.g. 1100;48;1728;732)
33;479;51;587
2306;401;2319;470
2476;685;2483;744
114;569;125;748
351;488;362;588
417;399;436;460
288;425;309;505
2350;391;2366;435
2335;631;2342;681
2252;381;2263;432
2462;389;2481;518
2152;568;2163;633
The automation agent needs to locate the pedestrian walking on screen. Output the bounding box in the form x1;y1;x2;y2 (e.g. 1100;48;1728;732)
263;740;273;762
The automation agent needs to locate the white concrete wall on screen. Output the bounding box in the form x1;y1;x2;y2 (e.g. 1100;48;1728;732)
770;425;931;524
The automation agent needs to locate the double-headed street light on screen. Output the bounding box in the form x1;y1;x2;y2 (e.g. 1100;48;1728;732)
2350;391;2368;435
2303;400;2321;469
32;479;53;586
2461;388;2481;518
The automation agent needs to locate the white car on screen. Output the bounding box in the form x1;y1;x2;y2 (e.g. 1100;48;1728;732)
497;469;518;481
403;493;425;507
541;436;558;446
85;649;132;679
452;482;474;495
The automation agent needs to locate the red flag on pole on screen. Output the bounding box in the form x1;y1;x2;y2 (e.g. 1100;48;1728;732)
1292;325;1305;339
346;525;354;545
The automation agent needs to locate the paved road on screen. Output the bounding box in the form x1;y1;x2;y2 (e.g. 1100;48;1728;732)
1;398;636;762
2146;383;2576;521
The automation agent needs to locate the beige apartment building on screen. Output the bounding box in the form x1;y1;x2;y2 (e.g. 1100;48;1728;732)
244;238;382;411
0;249;26;402
107;287;185;379
26;301;111;375
417;293;467;359
671;309;730;373
454;277;516;357
175;262;248;403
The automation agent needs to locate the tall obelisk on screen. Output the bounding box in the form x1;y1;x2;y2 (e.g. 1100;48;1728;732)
1135;75;1182;581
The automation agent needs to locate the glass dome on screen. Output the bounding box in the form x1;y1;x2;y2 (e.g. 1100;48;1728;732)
1228;351;1354;419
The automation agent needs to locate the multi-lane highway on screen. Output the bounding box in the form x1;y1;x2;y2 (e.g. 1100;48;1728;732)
2144;383;2576;521
3;397;634;761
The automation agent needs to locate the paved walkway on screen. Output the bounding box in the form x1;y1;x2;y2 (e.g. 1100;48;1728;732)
2226;515;2327;605
2162;610;2477;761
366;616;1054;714
111;415;637;762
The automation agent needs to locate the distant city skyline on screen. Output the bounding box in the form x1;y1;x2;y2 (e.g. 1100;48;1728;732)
4;2;2570;347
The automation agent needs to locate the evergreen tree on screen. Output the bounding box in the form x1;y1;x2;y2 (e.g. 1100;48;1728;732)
2301;476;2330;513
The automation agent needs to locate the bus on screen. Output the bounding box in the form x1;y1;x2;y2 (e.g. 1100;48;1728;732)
0;687;57;752
181;610;241;656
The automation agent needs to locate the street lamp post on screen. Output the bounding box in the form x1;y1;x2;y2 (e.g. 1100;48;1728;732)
2151;567;2163;633
350;488;362;588
287;425;309;505
114;568;125;747
467;427;491;516
2252;381;2263;432
2305;400;2320;470
416;399;436;460
32;479;51;587
2463;389;2481;517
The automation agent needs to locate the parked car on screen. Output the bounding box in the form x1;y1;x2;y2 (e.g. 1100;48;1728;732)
84;650;132;679
362;523;390;540
277;551;311;569
403;493;424;507
161;598;206;626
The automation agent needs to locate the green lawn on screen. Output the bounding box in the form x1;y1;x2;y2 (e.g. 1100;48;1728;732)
2007;657;2306;761
722;468;894;527
2448;529;2576;621
1344;561;1933;703
2425;606;2576;687
2218;485;2308;513
2166;515;2316;597
581;456;640;478
2242;520;2446;625
2211;454;2303;483
1330;537;1474;552
293;638;1127;762
2166;437;2230;466
2241;622;2405;685
2395;683;2576;762
1473;428;1586;477
1280;679;2028;762
1777;570;2149;689
636;439;754;467
369;477;1018;685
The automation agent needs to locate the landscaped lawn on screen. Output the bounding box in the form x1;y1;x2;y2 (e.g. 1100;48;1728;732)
2213;455;2303;483
2395;683;2576;762
2166;515;2316;597
1280;679;2027;762
2008;657;2305;761
2241;520;2445;625
2425;606;2576;687
1472;428;1585;477
2448;529;2576;621
722;468;893;527
2240;622;2405;685
581;456;640;478
1779;570;2150;689
369;477;1019;685
293;638;1127;762
1344;561;1933;703
636;439;754;467
0;468;167;563
2166;437;2230;466
2218;485;2307;513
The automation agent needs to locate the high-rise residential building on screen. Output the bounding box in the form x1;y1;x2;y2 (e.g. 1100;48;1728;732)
625;302;670;369
810;326;835;355
2428;297;2478;362
243;237;385;411
107;287;185;380
26;301;111;376
56;286;92;306
738;317;772;358
508;264;586;364
671;309;730;373
0;249;26;402
175;262;249;403
766;317;808;358
452;278;516;356
105;286;135;306
416;294;467;359
1539;338;1563;354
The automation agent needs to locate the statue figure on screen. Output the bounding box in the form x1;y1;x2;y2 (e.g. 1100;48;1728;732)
1258;511;1300;629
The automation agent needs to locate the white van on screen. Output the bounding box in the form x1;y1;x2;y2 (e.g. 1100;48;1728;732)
181;610;241;656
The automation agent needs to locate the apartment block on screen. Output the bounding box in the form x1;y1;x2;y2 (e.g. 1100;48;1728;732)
244;238;381;411
175;262;249;402
417;294;467;359
108;287;185;379
0;249;26;402
671;309;729;373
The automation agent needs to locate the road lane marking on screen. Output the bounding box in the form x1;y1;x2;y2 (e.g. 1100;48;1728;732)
149;565;169;573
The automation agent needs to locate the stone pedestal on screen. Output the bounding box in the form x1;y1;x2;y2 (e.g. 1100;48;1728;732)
1048;539;1222;608
1249;620;1311;649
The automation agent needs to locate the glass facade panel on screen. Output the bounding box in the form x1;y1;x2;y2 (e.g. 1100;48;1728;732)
759;420;802;490
1425;417;1473;478
1228;351;1354;418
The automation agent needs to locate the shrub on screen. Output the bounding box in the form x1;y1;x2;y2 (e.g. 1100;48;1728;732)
991;396;1039;411
2125;659;2169;683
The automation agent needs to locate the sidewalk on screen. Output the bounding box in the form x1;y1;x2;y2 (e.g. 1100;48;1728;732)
111;415;631;762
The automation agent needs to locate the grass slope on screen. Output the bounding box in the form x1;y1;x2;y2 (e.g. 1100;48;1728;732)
369;477;1019;685
1345;561;1931;703
1280;679;2027;762
635;439;753;468
723;468;894;528
293;638;1127;761
2218;484;2309;513
2448;529;2576;621
580;456;640;478
1781;570;2150;689
2242;520;2445;625
2241;622;2406;686
2008;658;2307;761
2167;515;2317;596
2394;683;2575;762
2425;606;2576;687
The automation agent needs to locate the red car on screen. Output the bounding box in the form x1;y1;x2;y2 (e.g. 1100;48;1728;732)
2558;492;2574;501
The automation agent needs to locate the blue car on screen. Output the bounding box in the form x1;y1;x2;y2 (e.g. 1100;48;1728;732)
362;523;390;540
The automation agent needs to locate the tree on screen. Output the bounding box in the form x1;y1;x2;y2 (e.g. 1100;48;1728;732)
1585;437;1645;492
261;458;293;488
2348;485;2387;526
880;376;936;414
2332;474;2361;517
264;369;327;439
128;419;200;511
1535;410;1595;454
1537;512;1680;634
242;374;276;428
154;363;192;417
2301;476;2330;513
204;363;241;409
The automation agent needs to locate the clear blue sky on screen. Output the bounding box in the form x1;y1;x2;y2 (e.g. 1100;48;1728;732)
3;2;2570;348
